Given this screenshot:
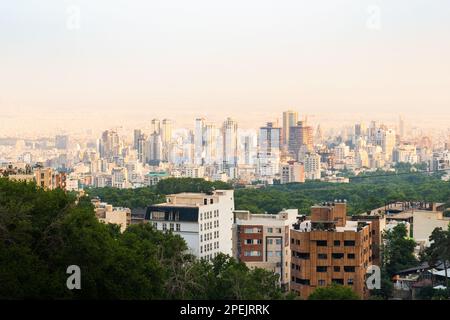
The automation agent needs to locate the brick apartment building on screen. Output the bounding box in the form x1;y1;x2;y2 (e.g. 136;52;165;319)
290;201;373;299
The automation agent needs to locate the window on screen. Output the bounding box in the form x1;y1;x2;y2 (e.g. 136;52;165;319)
176;223;180;231
295;278;310;285
200;213;202;220
267;228;273;233
169;223;174;231
291;238;295;244
318;253;327;259
268;239;273;245
292;251;310;259
347;278;354;285
344;266;356;272
276;228;282;233
162;223;167;231
316;240;327;246
332;253;344;259
318;280;326;286
244;228;258;234
316;266;327;272
344;240;356;247
151;211;165;220
152;222;158;229
334;240;341;246
332;279;344;285
200;235;203;242
333;266;341;272
275;251;282;257
204;199;208;205
275;239;282;245
268;251;273;257
347;253;355;259
244;251;261;257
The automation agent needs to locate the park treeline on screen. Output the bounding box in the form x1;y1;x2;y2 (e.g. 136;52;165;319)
87;174;450;216
0;178;289;299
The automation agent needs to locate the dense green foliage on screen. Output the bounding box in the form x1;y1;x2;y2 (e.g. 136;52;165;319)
86;175;450;217
382;224;418;277
0;178;284;299
416;286;450;300
235;173;450;215
86;178;232;209
308;283;360;300
86;186;165;209
421;225;450;297
155;178;232;195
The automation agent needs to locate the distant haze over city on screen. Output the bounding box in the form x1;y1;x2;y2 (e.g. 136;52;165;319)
1;0;450;137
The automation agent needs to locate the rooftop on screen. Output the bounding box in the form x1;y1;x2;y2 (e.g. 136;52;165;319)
361;201;446;217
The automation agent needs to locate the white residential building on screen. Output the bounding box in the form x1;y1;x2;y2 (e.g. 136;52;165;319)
304;152;321;180
145;190;235;260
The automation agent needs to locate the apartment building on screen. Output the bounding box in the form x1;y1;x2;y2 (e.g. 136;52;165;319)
351;211;386;266
145;190;234;260
280;161;305;184
290;201;373;299
233;209;298;289
92;198;131;233
367;201;449;247
34;167;66;190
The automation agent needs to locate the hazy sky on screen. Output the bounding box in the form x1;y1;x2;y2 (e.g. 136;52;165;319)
1;0;450;134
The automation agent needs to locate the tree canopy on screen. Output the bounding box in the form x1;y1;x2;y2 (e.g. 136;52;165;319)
308;283;360;300
382;224;417;276
0;178;284;299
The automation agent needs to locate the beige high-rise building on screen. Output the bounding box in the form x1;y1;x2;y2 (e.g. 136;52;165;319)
151;119;161;134
161;119;173;145
283;110;298;147
222;117;238;168
280;161;305;184
161;119;173;162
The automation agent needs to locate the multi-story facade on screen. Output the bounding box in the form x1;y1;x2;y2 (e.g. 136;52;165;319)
34;167;67;190
233;209;298;289
92;198;131;233
145;190;234;260
290;202;373;299
289;121;313;160
282;110;298;147
194;118;206;165
393;144;418;164
280;161;305;184
304;152;321;180
257;122;282;178
222;117;238;170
